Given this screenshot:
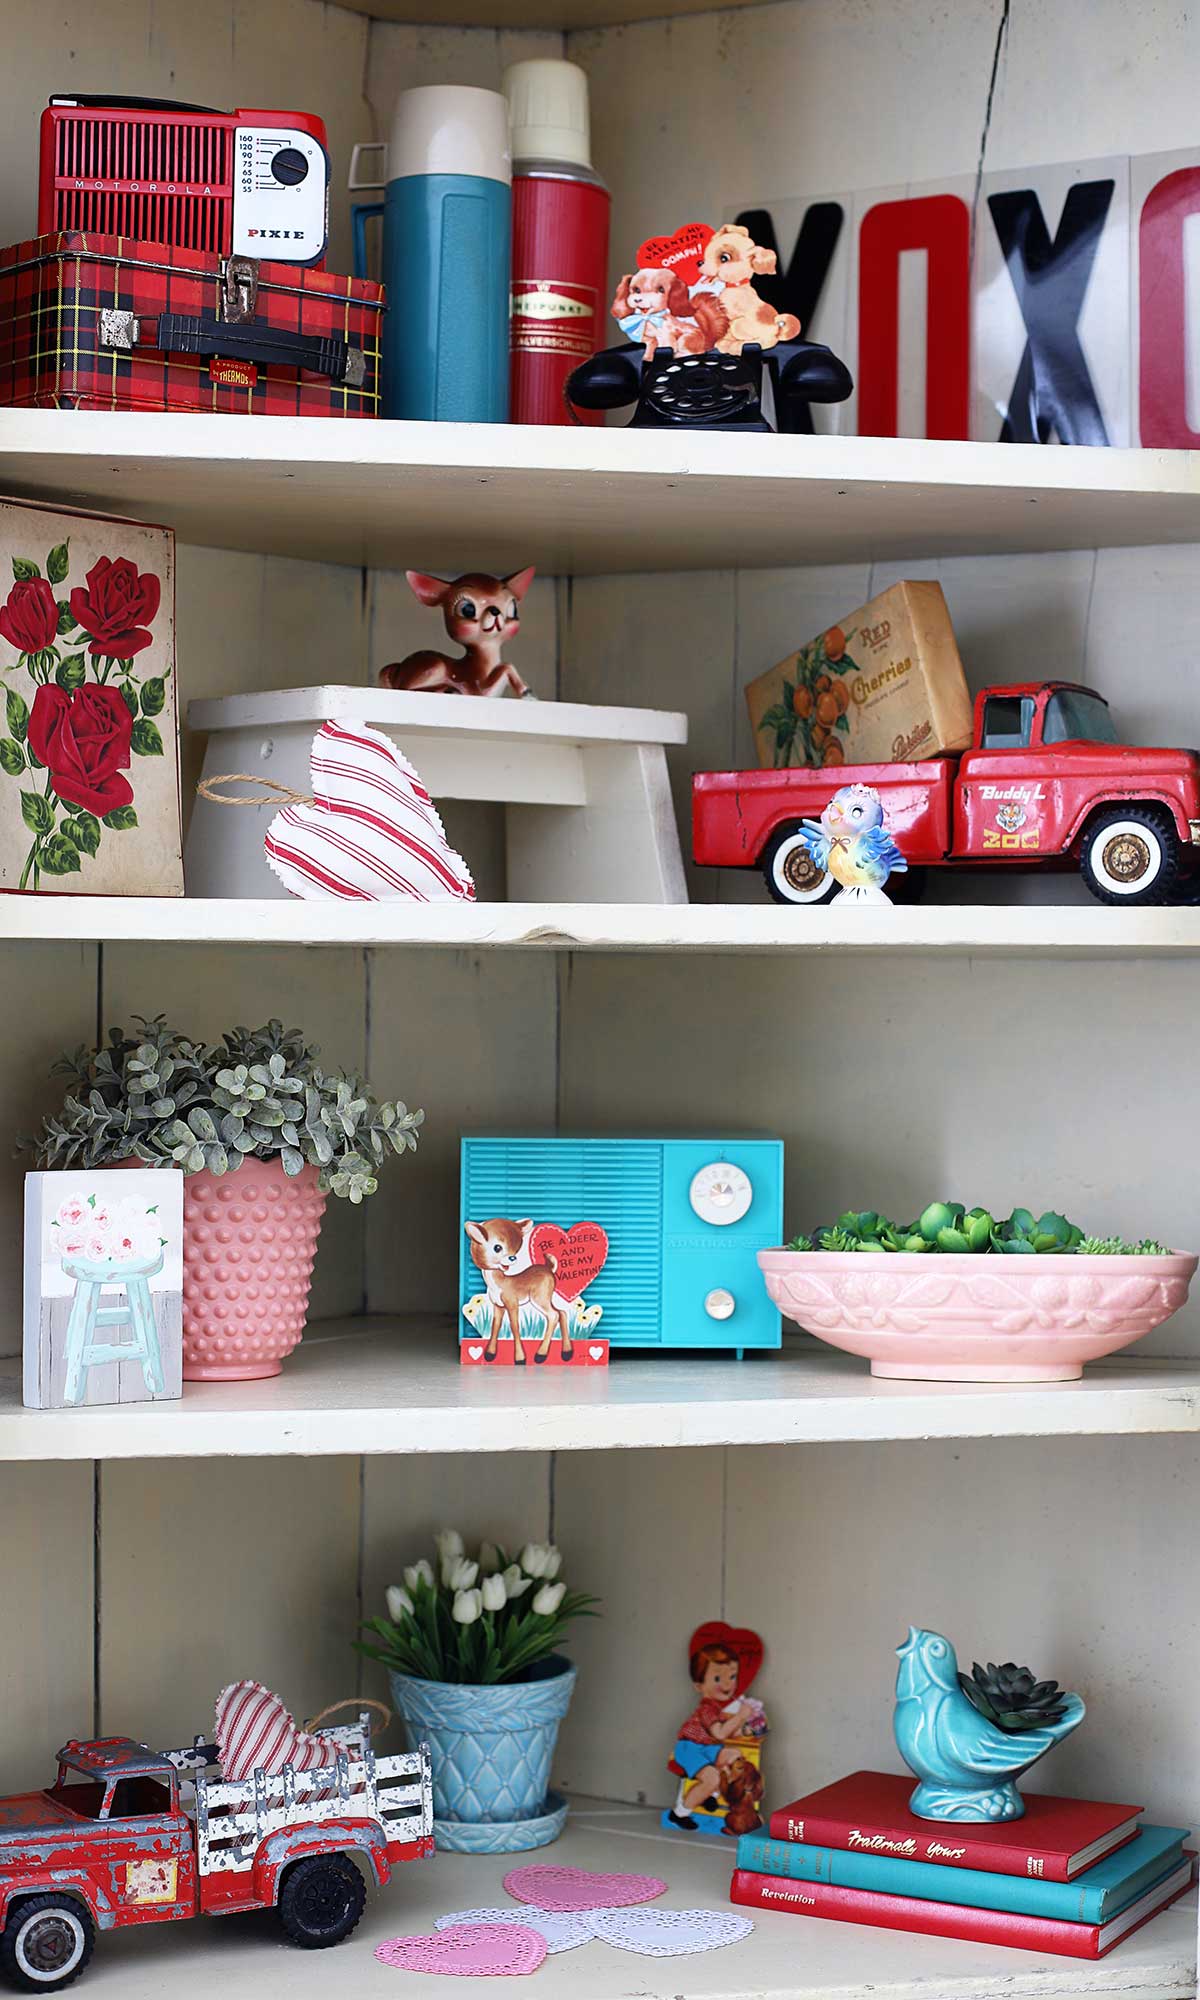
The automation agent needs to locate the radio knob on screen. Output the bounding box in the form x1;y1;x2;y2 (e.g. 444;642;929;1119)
705;1289;736;1321
689;1161;753;1225
271;146;310;186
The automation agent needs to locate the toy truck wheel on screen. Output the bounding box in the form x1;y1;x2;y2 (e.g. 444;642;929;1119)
277;1854;366;1950
0;1896;94;1992
1080;805;1179;905
761;825;838;905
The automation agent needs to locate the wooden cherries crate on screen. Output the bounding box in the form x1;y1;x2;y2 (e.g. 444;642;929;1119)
186;688;688;904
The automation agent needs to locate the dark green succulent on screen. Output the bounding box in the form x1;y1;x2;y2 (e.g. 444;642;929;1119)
959;1660;1071;1733
992;1209;1084;1254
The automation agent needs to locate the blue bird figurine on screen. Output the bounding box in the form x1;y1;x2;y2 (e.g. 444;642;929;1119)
894;1627;1085;1823
798;783;907;903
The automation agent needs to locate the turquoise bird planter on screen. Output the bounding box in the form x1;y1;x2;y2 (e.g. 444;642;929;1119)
894;1627;1085;1823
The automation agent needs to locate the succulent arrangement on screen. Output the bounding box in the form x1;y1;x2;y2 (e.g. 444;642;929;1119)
29;1015;422;1204
788;1202;1171;1256
358;1530;598;1687
959;1660;1071;1734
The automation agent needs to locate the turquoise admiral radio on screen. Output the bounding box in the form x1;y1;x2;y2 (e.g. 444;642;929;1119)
459;1136;783;1364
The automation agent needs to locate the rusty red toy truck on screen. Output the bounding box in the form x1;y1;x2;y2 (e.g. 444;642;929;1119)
694;681;1200;906
0;1729;433;1991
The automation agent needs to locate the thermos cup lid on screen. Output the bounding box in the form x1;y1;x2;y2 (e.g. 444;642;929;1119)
388;84;511;184
503;58;591;168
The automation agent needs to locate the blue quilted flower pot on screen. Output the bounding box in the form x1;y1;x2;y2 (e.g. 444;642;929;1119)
390;1655;577;1848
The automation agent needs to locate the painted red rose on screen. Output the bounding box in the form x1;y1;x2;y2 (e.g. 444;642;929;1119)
0;576;59;655
28;684;134;815
69;556;161;659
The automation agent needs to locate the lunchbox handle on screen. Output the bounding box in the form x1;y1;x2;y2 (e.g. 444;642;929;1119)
100;308;366;387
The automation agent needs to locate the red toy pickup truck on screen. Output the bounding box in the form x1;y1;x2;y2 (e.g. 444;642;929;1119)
694;681;1200;906
0;1731;433;1991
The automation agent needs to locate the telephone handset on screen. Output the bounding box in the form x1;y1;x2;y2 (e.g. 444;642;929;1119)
566;337;853;432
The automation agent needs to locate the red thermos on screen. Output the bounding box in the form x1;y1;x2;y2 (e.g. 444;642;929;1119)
503;61;610;425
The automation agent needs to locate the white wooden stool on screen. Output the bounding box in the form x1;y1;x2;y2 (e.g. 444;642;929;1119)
186;688;689;904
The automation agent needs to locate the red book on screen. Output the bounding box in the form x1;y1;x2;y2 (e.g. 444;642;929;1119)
769;1771;1141;1882
730;1856;1196;1960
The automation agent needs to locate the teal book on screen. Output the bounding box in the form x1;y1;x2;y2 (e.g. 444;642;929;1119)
735;1824;1190;1924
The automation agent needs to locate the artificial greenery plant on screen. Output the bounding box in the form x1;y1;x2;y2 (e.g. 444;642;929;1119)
30;1016;421;1204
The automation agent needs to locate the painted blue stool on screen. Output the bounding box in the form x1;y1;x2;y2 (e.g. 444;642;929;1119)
61;1253;165;1406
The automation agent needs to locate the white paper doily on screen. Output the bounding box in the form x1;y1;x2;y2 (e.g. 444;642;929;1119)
586;1906;755;1957
434;1905;594;1954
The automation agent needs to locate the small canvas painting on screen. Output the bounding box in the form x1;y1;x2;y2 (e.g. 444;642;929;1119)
24;1169;184;1409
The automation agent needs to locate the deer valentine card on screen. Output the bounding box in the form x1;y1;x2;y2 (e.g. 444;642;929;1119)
461;1216;609;1367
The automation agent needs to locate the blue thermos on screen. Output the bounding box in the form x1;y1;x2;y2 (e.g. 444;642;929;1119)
350;85;511;422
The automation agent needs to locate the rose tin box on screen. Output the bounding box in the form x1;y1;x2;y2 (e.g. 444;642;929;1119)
0;497;181;895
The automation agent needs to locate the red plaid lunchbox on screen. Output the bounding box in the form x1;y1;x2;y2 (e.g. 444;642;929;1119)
0;231;384;415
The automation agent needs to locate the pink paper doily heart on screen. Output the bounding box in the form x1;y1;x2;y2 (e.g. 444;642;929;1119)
502;1864;666;1912
375;1924;547;1977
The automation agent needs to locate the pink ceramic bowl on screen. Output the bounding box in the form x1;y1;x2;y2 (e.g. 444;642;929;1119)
758;1248;1198;1381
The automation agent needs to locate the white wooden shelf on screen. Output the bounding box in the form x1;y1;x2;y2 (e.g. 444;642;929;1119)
0;412;1196;572
5;897;1200;954
2;1320;1199;1461
74;1795;1198;2000
339;0;773;26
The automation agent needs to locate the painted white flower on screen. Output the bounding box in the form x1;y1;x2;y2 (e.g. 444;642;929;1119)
386;1584;414;1622
59;1230;89;1260
478;1540;502;1576
55;1196;89;1229
481;1574;507;1612
108;1232;139;1262
403;1559;434;1591
87;1204;111;1232
532;1582;566;1616
434;1528;464;1564
502;1565;532;1599
443;1556;479;1592
519;1541;556;1578
451;1588;483;1625
84;1231;111;1261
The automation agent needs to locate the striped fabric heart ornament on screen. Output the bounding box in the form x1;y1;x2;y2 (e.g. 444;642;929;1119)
264;719;476;902
215;1679;339;1781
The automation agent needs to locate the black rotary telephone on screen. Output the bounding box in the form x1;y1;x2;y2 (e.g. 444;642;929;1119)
566;337;853;433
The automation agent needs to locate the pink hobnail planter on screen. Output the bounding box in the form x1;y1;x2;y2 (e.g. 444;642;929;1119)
758;1248;1198;1381
182;1157;327;1380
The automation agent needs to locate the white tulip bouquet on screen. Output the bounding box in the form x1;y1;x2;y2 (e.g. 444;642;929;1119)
358;1529;599;1687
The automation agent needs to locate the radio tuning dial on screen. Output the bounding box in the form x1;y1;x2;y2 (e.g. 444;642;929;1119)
705;1288;736;1320
689;1161;753;1226
271;146;310;186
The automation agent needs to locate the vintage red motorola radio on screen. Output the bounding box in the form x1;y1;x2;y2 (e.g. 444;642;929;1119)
39;96;331;266
2;95;383;417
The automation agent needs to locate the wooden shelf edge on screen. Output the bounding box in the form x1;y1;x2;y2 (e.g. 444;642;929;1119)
0;1322;1198;1462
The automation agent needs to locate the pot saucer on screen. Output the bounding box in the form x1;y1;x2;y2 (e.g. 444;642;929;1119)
433;1789;569;1854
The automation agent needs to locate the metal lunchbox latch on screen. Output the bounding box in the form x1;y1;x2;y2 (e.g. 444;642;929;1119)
220;255;260;324
99;308;140;351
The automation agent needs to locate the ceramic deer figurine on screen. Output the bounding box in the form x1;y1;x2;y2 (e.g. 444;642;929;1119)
464;1217;573;1364
380;568;537;697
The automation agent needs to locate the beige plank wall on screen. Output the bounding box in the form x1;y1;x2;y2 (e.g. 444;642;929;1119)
569;0;1200;303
